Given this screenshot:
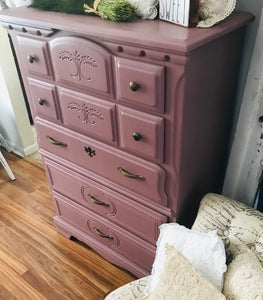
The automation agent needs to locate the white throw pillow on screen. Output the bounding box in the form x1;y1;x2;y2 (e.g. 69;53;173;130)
145;223;227;295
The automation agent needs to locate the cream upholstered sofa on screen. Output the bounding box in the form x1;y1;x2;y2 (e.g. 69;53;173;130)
105;193;263;299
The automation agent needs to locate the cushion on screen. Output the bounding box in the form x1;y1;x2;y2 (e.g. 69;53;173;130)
145;223;226;295
143;244;226;300
105;276;149;300
126;0;158;20
192;193;263;266
223;245;263;300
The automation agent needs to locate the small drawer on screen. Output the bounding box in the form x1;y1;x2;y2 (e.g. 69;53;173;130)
28;78;59;122
54;194;156;272
118;106;164;162
58;87;117;144
36;119;167;206
17;36;52;78
115;57;165;113
46;161;167;245
49;36;112;96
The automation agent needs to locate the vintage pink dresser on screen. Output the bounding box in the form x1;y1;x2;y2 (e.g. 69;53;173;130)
0;7;253;277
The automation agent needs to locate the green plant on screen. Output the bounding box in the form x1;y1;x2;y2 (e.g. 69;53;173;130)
30;0;135;22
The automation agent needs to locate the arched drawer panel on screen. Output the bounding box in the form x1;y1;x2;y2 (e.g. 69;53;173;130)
49;36;112;95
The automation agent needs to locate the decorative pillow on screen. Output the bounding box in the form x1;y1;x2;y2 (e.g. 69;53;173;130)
126;0;158;20
197;0;236;28
143;244;226;300
191;193;263;266
223;245;263;300
105;276;149;300
145;223;226;295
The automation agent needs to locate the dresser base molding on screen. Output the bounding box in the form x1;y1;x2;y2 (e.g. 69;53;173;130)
54;217;151;278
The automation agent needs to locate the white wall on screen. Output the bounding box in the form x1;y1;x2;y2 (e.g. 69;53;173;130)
232;0;263;126
0;22;37;156
222;1;263;205
0;64;23;153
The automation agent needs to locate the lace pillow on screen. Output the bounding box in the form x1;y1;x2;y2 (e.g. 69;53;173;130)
198;0;236;28
223;246;263;299
145;223;227;295
143;244;226;300
126;0;158;20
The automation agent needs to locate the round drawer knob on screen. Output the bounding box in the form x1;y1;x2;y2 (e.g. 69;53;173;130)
129;81;140;92
133;132;142;141
38;98;46;106
27;55;35;63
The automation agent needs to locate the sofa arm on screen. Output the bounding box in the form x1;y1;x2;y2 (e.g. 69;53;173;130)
105;276;149;300
191;193;263;265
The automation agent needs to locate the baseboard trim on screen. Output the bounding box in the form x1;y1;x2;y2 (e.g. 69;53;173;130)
3;140;38;157
23;142;39;156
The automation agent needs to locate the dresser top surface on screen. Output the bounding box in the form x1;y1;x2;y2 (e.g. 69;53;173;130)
0;7;253;54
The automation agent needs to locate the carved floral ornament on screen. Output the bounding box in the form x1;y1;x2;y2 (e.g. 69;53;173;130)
59;50;98;81
68;103;104;125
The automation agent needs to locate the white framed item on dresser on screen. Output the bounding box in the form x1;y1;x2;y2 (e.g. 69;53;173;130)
159;0;199;27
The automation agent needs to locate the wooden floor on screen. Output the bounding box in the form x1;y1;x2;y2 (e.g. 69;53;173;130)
0;151;136;300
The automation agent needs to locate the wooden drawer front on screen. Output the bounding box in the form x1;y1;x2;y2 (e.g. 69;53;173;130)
118;106;164;162
17;36;51;78
49;37;111;95
46;162;167;245
58;87;117;143
28;78;59;122
36;120;167;205
115;57;165;113
54;194;155;271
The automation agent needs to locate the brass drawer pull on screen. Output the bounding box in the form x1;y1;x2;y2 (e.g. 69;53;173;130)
38;98;46;106
133;132;142;141
129;81;140;92
27;54;35;63
47;136;67;147
94;227;113;239
88;194;109;207
117;167;145;180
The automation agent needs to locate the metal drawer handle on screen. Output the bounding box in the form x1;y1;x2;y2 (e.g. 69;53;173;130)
129;81;140;92
88;194;109;207
27;54;35;63
38;98;46;106
133;132;142;141
47;136;67;147
94;227;113;239
117;167;145;180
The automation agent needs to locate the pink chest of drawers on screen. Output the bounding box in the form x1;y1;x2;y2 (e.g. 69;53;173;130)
0;7;253;277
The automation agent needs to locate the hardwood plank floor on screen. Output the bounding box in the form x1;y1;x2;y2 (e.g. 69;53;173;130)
0;151;136;300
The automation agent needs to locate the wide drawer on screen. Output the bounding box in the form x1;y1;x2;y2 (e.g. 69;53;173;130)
54;194;156;272
45;160;167;245
118;106;164;162
17;36;52;78
36;119;167;206
115;57;165;113
57;87;117;144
